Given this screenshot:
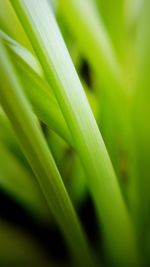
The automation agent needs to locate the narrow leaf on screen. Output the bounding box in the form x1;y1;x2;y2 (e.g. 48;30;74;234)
0;42;95;267
10;1;139;265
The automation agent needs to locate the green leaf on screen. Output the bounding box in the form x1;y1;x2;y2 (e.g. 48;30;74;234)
0;0;32;51
1;31;97;146
95;0;126;58
0;42;96;267
129;1;150;264
0;30;73;147
58;0;128;100
10;1;139;265
0;139;49;220
58;0;132;197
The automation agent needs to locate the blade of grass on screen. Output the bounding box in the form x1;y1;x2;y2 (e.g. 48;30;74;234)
0;30;43;76
0;140;49;220
58;0;129;100
0;108;33;170
58;0;131;146
95;0;126;59
0;42;96;267
1;30;97;146
46;129;87;207
0;31;89;209
128;1;150;264
0;0;32;51
0;107;84;211
0;30;73;146
58;0;132;197
10;0;139;266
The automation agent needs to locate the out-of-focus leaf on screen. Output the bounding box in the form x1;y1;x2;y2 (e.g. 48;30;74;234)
0;140;49;220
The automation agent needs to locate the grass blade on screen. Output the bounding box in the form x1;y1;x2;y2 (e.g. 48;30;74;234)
0;41;96;267
59;0;127;99
0;30;73;146
58;0;132;189
0;0;32;51
95;0;125;58
0;140;49;220
10;0;139;265
129;1;150;264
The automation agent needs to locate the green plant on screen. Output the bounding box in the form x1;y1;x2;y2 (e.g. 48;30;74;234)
0;0;149;266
